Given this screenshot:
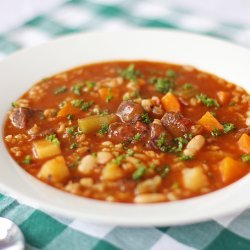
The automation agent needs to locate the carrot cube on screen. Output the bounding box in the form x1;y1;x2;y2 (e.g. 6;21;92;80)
57;102;80;117
161;92;181;113
238;133;250;154
219;156;245;183
198;111;223;131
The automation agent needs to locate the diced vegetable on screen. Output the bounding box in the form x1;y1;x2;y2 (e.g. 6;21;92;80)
198;111;223;132
33;139;61;159
161;92;181;113
57;102;80;117
78;114;117;134
219;156;245;183
238;133;250;154
175;85;199;99
217;91;230;105
99;87;111;100
182;167;209;191
102;162;124;180
38;156;69;182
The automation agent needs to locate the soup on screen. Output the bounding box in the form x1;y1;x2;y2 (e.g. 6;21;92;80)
4;61;250;203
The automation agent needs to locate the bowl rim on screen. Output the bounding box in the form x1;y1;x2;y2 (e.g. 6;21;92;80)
1;28;250;227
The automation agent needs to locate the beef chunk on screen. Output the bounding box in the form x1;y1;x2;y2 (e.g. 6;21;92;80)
147;122;172;150
9;108;32;129
161;112;191;137
9;107;44;129
116;100;144;123
235;127;250;139
108;122;135;143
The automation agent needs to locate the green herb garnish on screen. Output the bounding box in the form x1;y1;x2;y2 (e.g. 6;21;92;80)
166;69;176;78
179;155;193;161
114;154;126;165
196;94;219;108
141;113;151;125
120;64;140;82
131;133;142;142
211;128;222;137
86;81;96;88
183;83;193;90
54;86;67;95
23;155;32;164
71;83;83;95
127;149;135;156
223;123;236;134
132;166;146;180
81;101;94;111
11;102;19;108
241;154;250;163
67;114;73;120
99;123;109;135
70;142;78;149
106;94;113;103
46;134;60;145
72;99;83;108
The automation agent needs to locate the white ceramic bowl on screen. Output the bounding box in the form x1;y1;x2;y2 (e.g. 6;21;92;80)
1;29;250;227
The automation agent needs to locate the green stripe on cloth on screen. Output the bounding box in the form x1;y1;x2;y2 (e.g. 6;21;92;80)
104;227;162;250
44;227;119;250
159;221;223;249
20;211;67;248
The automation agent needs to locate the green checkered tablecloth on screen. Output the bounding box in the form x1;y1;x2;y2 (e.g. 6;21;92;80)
1;0;250;249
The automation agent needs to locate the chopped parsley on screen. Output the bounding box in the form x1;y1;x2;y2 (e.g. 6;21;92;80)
155;78;173;94
132;166;146;180
127;148;135;156
86;81;96;88
131;133;142;143
223;123;236;134
99;123;109;135
211;128;222;137
120;64;140;82
71;83;83;95
23;155;32;164
67;114;73;120
72;99;83;107
196;94;219;108
179;155;193;161
70;142;78;149
106;94;113;103
183;83;193;90
66;126;78;136
81;101;94;111
157;133;167;149
11;102;19;108
141;113;151;124
114;154;126;165
241;154;250;163
46;134;60;145
166;69;176;78
54;86;67;95
156;165;170;178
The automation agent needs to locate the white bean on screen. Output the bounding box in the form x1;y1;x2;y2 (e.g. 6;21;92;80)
78;155;96;175
135;176;162;194
134;193;166;203
97;151;113;164
184;135;205;157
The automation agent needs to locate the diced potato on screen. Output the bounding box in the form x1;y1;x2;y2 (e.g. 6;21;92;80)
198;111;223;132
161;92;181;112
238;133;250;154
78;114;117;134
102;162;124;181
182;167;209;191
33;139;61;159
219;156;245;183
38;156;69;182
57;102;80;117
